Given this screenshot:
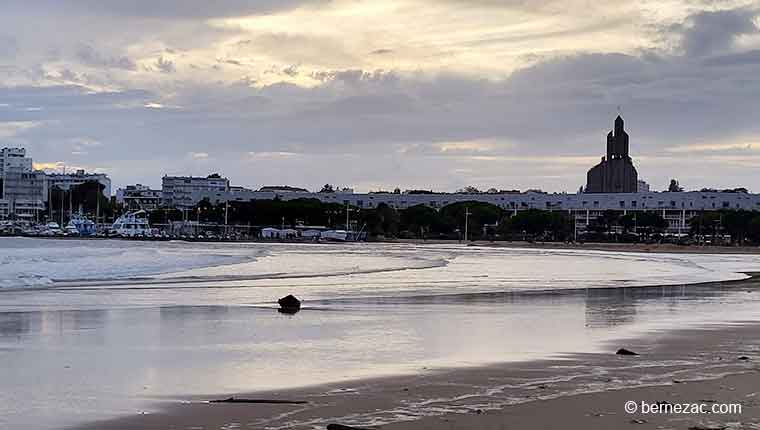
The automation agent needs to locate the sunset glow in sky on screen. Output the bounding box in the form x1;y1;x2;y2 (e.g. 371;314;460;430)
1;1;759;192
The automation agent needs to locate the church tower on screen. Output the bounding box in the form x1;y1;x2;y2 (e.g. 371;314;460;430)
586;115;638;193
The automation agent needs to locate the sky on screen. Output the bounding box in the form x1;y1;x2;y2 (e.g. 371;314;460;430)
0;0;759;193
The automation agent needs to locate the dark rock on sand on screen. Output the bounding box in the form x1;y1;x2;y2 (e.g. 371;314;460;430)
616;348;639;356
278;295;301;314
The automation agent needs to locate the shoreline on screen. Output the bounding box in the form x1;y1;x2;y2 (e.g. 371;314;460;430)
396;238;760;254
71;313;760;429
7;235;760;255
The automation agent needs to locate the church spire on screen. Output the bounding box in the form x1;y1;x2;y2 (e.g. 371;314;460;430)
614;115;624;135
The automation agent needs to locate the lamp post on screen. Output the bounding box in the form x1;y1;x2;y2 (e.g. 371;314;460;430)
464;208;471;242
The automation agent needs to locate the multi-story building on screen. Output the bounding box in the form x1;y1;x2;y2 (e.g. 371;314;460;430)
1;147;33;175
45;169;111;196
115;184;162;211
161;174;230;208
0;148;45;220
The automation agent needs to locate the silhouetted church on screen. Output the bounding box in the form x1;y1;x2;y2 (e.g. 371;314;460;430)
586;115;638;193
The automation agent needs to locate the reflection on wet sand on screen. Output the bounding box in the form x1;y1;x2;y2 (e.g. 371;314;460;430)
2;276;760;429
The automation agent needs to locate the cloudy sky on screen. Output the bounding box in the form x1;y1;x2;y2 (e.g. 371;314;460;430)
1;1;759;193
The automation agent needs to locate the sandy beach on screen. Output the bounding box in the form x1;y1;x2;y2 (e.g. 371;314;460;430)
72;319;760;430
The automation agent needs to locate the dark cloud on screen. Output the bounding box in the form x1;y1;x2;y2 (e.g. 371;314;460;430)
76;44;137;71
154;56;176;73
310;69;399;86
282;65;300;77
702;49;760;67
678;9;759;57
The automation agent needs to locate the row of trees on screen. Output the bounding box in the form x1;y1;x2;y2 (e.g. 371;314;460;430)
688;210;760;245
150;198;678;242
45;181;115;223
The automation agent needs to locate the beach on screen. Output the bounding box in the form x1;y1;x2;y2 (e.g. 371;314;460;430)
2;238;760;429
73;323;760;430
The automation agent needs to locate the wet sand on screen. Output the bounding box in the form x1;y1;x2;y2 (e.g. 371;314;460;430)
72;323;760;430
396;238;760;254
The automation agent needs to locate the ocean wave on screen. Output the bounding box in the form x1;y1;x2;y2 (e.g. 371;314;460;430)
3;238;760;296
0;237;260;289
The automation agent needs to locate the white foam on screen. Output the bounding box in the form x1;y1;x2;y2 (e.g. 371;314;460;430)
0;238;257;289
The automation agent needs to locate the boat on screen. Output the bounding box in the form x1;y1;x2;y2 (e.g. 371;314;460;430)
66;214;97;236
111;210;151;237
41;222;63;236
321;230;349;242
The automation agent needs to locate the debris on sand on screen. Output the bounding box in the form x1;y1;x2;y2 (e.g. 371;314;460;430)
326;424;369;430
688;423;728;430
210;397;307;405
616;348;639;356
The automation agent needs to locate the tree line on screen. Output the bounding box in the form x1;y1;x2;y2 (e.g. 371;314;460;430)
45;181;114;222
146;198;678;243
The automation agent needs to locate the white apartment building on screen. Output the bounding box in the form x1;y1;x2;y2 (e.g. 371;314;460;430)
1;147;33;175
45;169;111;197
115;184;162;211
161;174;230;208
0;148;45;220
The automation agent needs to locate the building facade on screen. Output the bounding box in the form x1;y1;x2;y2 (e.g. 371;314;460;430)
161;174;230;208
115;184;162;211
0;148;45;220
586;116;638;193
45;169;112;196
